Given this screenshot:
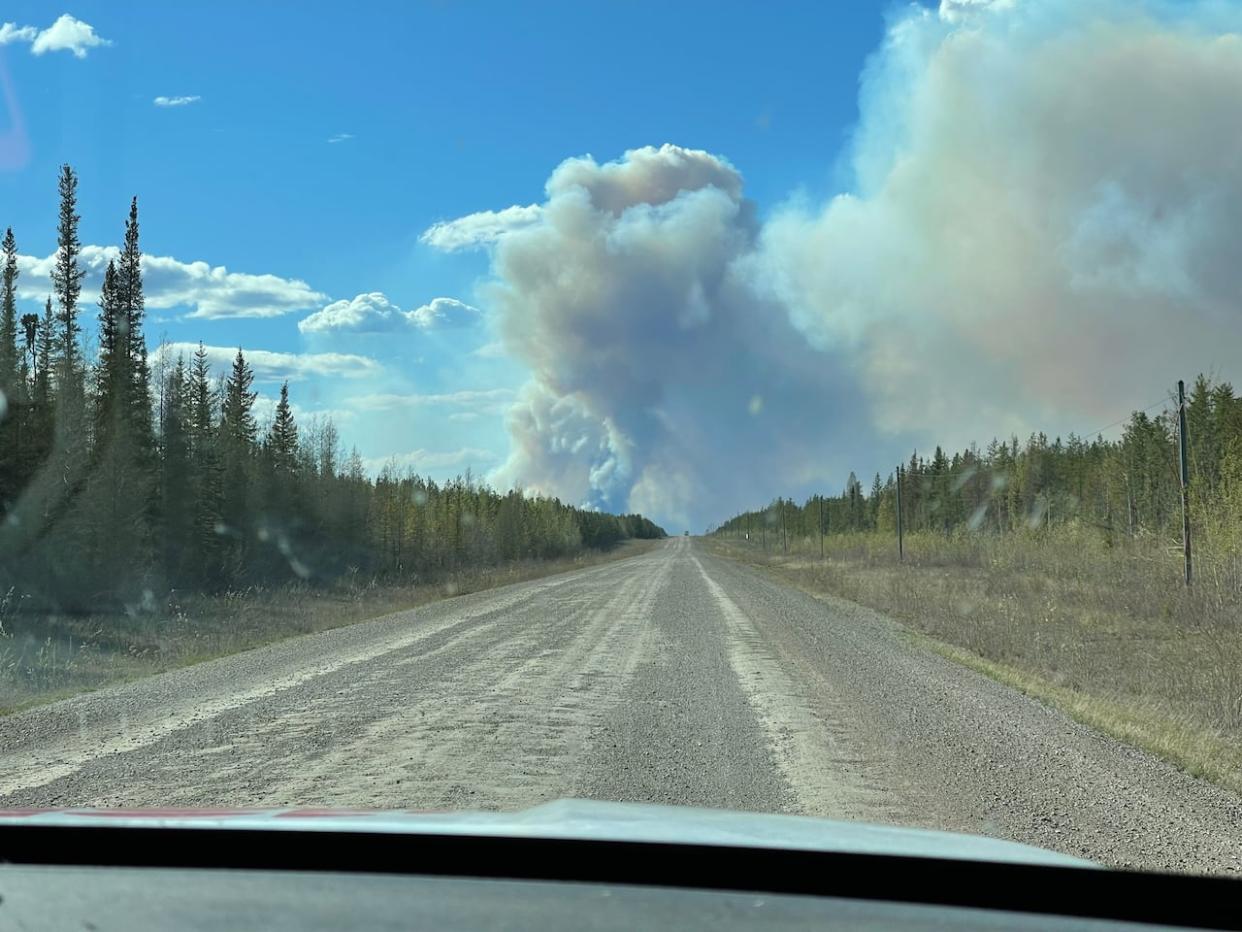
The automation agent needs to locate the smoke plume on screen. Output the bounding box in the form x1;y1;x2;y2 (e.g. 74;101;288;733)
427;0;1242;528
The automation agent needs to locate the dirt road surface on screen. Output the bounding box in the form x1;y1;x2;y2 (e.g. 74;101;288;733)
3;538;1240;874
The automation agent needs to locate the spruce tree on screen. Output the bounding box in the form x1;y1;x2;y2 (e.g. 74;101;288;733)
188;342;216;447
93;261;121;440
116;196;154;460
0;227;18;393
32;297;54;439
51;165;85;390
187;342;222;584
0;228;19;509
221;348;257;448
219;348;257;577
159;355;194;586
268;381;298;474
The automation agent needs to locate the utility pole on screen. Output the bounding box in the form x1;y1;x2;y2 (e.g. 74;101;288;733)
1124;470;1134;538
895;465;905;563
781;499;788;554
1178;379;1192;587
818;494;824;560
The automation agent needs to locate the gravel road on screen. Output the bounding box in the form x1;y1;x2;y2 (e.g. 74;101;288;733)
2;537;1241;874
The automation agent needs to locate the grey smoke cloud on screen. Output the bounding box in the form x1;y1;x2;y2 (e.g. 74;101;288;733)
426;0;1242;528
476;144;877;530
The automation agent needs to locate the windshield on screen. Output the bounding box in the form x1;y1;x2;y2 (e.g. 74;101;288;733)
1;0;1241;879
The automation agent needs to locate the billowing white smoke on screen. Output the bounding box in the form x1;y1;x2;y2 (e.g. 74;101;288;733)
462;144;877;530
428;0;1242;528
758;0;1242;448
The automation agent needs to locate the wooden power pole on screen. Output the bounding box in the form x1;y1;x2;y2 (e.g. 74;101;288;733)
1178;379;1192;587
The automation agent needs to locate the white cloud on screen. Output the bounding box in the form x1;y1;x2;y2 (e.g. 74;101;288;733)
17;247;327;320
298;293;405;333
408;296;482;329
298;292;481;334
363;447;499;475
30;14;110;58
153;343;382;383
327;133;354;144
0;23;36;45
154;95;200;108
420;204;542;251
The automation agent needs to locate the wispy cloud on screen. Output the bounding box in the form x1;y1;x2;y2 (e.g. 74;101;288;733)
470;341;508;360
155;343;382;383
327;133;355;144
154;95;201;108
0;23;36;45
18;247;327;320
420;204;542;251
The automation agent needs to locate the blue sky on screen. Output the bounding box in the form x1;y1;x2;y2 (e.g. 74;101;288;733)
7;1;1234;531
0;2;903;494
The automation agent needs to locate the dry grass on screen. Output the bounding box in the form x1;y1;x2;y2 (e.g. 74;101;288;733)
0;539;658;714
708;528;1242;794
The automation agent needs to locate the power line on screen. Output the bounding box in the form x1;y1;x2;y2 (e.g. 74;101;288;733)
1074;396;1172;441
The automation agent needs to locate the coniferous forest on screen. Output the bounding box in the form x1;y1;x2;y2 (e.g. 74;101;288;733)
0;167;663;614
715;376;1242;557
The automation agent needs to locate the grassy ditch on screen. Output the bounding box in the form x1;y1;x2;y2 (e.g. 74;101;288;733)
707;530;1242;795
0;539;658;714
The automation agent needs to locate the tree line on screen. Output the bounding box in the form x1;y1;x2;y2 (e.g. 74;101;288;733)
714;375;1242;551
0;166;663;612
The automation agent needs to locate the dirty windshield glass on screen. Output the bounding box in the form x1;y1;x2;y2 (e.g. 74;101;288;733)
1;0;1241;878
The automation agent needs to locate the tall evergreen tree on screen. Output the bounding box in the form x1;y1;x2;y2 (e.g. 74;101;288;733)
159;355;194;586
0;227;18;393
93;261;122;440
219;349;257;575
51;165;85;390
81;252;154;597
187;342;223;584
220;348;257;448
188;343;215;445
268;381;298;475
31;297;54;446
0;228;20;509
116;196;154;460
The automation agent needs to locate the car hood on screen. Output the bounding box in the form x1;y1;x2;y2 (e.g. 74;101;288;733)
0;799;1094;869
